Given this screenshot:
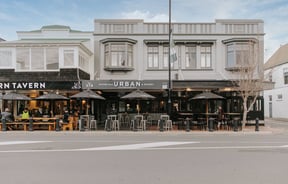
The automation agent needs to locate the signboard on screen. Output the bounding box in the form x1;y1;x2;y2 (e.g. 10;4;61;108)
0;81;81;90
82;80;168;90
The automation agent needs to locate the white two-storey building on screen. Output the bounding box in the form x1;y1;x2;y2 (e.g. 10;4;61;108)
85;19;264;121
264;44;288;120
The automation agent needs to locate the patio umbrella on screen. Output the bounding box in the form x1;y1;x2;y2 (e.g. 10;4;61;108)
121;89;155;100
2;92;31;100
190;91;224;101
35;93;69;116
70;89;105;100
70;89;105;116
1;92;31;118
189;91;224;123
35;93;69;100
121;89;155;114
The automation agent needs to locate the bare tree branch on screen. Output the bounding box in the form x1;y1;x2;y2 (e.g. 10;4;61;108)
232;40;264;125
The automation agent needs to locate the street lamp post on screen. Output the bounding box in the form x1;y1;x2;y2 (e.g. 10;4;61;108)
167;0;172;117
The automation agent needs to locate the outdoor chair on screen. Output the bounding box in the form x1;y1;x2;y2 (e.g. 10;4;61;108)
158;114;173;131
131;115;146;131
62;116;73;131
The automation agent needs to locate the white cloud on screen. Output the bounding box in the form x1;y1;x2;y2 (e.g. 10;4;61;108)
121;10;169;22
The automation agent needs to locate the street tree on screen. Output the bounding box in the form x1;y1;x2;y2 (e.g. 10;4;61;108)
232;40;264;126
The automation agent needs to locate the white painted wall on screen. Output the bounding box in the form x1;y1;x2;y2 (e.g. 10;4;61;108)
264;63;288;119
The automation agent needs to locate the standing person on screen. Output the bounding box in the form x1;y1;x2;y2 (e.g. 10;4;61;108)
21;108;30;120
217;106;224;128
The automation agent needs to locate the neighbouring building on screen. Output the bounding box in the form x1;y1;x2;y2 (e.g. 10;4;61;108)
0;25;93;115
264;44;288;120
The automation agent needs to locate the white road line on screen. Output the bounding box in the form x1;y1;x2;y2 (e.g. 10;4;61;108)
0;141;51;145
78;141;199;151
0;142;288;153
148;145;288;150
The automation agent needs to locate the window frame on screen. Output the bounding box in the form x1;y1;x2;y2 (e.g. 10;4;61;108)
103;42;134;71
200;45;212;69
147;45;159;69
185;45;197;69
0;48;13;68
15;47;60;71
223;39;257;71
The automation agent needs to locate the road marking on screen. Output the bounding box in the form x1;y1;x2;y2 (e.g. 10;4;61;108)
0;141;51;145
0;142;288;153
78;141;198;151
149;145;288;150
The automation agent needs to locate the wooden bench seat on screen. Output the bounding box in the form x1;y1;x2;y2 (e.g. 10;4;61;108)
0;121;55;131
0;122;29;131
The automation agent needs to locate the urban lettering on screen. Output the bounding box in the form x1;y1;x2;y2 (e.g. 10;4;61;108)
113;81;142;88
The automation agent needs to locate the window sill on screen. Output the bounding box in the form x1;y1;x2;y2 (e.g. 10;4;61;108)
104;67;134;72
225;66;250;71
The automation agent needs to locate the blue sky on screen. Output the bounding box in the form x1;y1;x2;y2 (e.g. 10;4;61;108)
1;0;288;62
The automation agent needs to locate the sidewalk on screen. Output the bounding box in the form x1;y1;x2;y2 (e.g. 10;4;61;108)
241;118;288;134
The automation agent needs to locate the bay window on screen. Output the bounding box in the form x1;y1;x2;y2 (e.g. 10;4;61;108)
16;47;59;71
103;39;135;71
223;39;256;70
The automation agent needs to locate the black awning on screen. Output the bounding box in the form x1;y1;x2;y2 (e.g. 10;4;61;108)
173;80;234;89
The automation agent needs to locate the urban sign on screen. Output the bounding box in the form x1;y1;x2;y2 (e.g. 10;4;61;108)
82;80;168;90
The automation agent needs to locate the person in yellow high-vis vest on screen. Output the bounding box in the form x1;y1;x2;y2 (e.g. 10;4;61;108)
21;108;30;121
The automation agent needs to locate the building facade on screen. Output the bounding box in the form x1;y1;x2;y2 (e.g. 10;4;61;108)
0;25;93;115
89;19;265;121
0;19;265;123
264;44;288;120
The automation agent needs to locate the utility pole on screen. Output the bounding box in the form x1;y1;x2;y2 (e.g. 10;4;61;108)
167;0;172;117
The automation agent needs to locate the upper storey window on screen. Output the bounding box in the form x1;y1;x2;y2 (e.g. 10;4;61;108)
16;47;59;71
185;45;197;69
0;49;13;68
63;49;74;67
145;40;213;71
102;38;136;72
223;39;257;71
147;46;159;69
200;45;212;68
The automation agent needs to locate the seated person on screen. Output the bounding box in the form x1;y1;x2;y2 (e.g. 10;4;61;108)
1;108;15;130
34;108;43;117
21;108;30;121
62;110;70;124
1;108;13;123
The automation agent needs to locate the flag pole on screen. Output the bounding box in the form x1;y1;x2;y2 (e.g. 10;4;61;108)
168;0;172;117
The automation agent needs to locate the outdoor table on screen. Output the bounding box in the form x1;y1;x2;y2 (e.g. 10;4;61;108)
225;113;241;131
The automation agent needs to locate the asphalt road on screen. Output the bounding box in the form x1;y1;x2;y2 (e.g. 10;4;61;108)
0;122;288;184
